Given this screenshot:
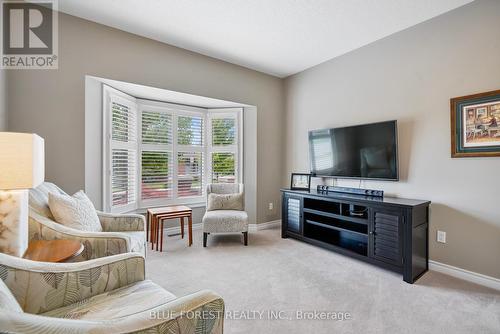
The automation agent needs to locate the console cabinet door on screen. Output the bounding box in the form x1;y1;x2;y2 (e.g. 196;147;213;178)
369;208;403;267
282;194;303;235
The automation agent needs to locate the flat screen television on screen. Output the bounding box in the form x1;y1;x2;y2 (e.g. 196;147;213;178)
309;120;398;180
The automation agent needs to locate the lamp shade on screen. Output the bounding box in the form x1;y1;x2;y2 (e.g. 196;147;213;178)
0;132;45;190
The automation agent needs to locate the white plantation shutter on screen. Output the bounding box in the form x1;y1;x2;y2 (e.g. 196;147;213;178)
211;152;235;183
103;96;243;210
141;151;173;200
177;115;203;146
112;101;137;142
177;151;203;197
111;149;136;206
212;118;235;146
208;109;242;184
104;85;138;213
140;107;174;203
141;111;172;144
177;114;204;197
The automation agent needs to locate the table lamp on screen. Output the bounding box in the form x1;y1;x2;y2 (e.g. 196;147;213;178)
0;132;44;257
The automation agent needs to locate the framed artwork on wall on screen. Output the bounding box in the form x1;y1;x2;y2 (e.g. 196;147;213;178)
451;89;500;157
290;173;311;191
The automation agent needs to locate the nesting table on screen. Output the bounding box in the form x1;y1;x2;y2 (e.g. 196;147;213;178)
147;206;193;252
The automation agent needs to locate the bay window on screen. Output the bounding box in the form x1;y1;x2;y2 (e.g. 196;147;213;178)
103;85;242;213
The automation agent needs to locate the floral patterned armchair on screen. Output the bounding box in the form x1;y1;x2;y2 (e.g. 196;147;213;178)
0;252;224;333
29;182;146;260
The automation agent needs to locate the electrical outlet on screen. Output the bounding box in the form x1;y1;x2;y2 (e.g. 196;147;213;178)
268;202;274;210
437;230;446;243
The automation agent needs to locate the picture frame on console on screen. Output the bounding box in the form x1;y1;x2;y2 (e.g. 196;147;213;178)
451;89;500;157
290;173;311;190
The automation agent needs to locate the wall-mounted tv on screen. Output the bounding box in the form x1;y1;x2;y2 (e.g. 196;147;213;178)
309;120;398;180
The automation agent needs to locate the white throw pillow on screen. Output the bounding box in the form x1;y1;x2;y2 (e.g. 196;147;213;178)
207;193;244;211
48;191;102;232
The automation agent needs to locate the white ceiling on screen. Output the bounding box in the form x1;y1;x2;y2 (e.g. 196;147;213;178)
59;0;472;78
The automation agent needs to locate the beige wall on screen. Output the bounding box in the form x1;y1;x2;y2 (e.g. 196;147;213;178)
0;70;6;130
6;1;500;278
284;0;500;278
6;12;284;224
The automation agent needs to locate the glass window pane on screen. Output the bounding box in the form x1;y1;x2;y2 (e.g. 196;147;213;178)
178;152;203;197
112;149;136;206
141;151;172;200
142;111;172;144
212;118;235;146
178;116;203;146
112;102;135;142
212;152;235;183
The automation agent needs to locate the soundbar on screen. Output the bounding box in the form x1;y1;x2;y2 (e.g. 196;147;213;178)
316;185;384;197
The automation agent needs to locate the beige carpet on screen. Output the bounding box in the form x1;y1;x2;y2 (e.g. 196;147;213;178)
146;227;500;334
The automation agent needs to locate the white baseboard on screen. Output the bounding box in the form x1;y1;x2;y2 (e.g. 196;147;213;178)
248;219;281;231
429;260;500;291
163;220;281;235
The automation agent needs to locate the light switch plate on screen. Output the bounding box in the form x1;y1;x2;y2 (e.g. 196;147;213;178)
437;230;446;243
268;202;274;210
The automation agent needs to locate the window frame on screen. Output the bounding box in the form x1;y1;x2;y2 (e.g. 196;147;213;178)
138;99;207;208
103;89;243;213
139;103;174;207
207;108;243;185
102;85;138;213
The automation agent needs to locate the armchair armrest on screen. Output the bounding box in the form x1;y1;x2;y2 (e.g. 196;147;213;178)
0;312;104;334
0;290;224;334
0;252;145;315
113;289;224;333
96;211;145;232
29;212;134;260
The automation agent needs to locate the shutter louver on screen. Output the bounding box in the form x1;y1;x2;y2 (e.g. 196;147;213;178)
140;110;174;202
142;111;172;144
141;151;173;200
107;87;138;212
112;102;136;142
212;118;236;146
111;149;136;206
106;96;242;209
178;116;203;146
212;152;235;183
208;111;239;184
178;152;203;197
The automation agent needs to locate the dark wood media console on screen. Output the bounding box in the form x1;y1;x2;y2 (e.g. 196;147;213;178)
281;189;430;283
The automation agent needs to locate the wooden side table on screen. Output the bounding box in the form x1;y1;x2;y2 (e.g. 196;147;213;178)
23;240;84;262
147;206;193;252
